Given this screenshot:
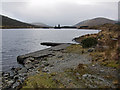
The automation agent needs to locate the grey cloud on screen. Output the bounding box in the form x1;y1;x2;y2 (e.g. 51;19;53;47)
1;1;118;26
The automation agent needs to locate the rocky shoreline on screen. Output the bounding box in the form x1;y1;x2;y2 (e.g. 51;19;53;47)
1;24;119;89
2;43;75;89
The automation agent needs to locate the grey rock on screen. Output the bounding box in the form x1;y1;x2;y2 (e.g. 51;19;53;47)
82;74;91;78
42;67;49;72
24;58;32;64
76;72;80;76
41;64;45;68
68;79;72;83
7;80;14;85
14;75;19;81
25;64;33;69
88;49;94;52
100;69;104;72
12;81;20;88
3;72;10;77
49;64;54;67
19;73;27;77
18;68;27;74
41;61;49;66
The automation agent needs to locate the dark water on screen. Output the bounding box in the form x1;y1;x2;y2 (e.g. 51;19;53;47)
1;28;99;71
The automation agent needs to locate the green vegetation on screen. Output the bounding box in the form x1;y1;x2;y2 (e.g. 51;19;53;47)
65;44;88;54
101;61;119;68
81;37;98;48
21;72;64;89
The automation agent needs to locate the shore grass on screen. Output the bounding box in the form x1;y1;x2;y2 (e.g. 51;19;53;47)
21;72;65;89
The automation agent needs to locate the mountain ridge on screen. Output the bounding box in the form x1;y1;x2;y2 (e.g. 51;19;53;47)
0;15;50;29
74;17;117;28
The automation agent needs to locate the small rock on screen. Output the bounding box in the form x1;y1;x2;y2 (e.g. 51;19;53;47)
12;81;20;88
3;72;10;77
92;64;95;67
100;69;104;72
7;80;14;85
68;79;72;83
58;56;62;58
49;64;54;67
82;74;88;78
18;68;27;74
76;72;80;76
19;73;27;77
14;75;19;81
88;49;94;52
42;67;49;72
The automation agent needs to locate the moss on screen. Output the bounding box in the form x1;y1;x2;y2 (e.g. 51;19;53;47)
21;72;65;89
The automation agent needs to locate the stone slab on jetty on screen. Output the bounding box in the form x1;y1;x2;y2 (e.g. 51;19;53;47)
17;43;71;64
41;42;64;46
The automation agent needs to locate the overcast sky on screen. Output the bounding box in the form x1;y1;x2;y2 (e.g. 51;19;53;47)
0;0;119;26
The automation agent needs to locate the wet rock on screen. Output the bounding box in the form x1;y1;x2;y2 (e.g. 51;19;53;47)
19;73;27;77
9;72;15;79
18;68;27;74
3;72;10;77
7;80;14;86
12;81;20;88
11;67;21;74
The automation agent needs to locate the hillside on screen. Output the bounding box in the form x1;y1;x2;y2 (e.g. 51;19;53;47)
0;15;39;29
74;17;117;28
31;22;51;28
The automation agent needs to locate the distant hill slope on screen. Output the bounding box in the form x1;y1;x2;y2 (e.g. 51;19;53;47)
74;17;117;28
0;15;39;28
31;23;51;28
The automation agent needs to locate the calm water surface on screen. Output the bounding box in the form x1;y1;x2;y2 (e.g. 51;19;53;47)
1;28;99;71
